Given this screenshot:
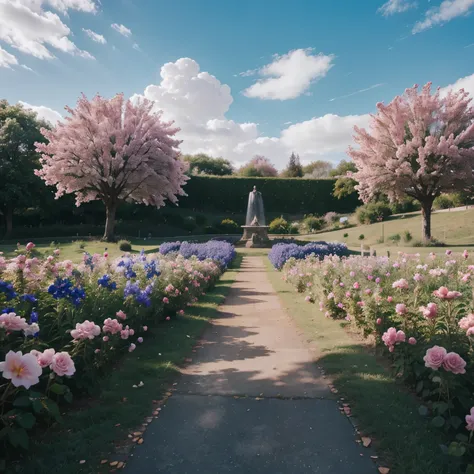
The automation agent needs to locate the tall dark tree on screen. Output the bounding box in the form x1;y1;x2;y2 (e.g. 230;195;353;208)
183;153;234;176
282;152;303;177
0;101;48;238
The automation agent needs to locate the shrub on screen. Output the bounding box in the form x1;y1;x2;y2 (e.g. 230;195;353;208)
289;225;299;234
204;225;219;234
343;233;349;238
412;238;446;247
403;230;413;243
269;217;290;234
218;219;239;233
389;198;421;214
302;215;324;232
324;211;338;225
118;240;132;251
388;233;401;243
356;202;392;224
76;241;86;250
358;234;365;240
433;193;464;210
182;216;197;232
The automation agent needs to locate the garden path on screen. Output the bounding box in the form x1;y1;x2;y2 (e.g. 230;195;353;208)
125;256;376;473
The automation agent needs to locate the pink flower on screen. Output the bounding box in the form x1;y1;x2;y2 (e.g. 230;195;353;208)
103;336;109;342
163;297;169;304
51;351;75;376
53;249;60;256
396;330;406;343
339;282;344;287
305;295;311;302
102;318;123;335
465;407;474;431
0;312;28;332
353;282;360;289
184;287;189;292
30;348;55;368
137;337;143;343
0;351;42;388
166;316;171;321
376;318;382;325
365;288;372;295
395;303;407;315
345;291;352;298
433;286;462;300
143;326;148;331
179;310;185;315
446;249;452;256
385;272;391;277
443;352;466;374
357;301;365;307
367;275;374;281
129;343;136;352
392;279;409;289
95;349;101;354
467;327;474;337
423;346;447;370
103;252;108;258
71;320;101;340
463;250;469;259
116;310;127;320
120;329;130;340
387;296;393;303
419;303;438;320
413;273;423;282
375;277;381;284
461;273;471;282
307;282;313;288
26;242;35;251
459;314;474;330
382;327;398;348
408;337;417;345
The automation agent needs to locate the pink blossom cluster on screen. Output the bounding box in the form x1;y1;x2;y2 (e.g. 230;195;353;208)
423;346;466;374
382;327;406;352
71;320;101;340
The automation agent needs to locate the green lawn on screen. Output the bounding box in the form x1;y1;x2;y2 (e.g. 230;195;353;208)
16;256;242;474
265;258;458;474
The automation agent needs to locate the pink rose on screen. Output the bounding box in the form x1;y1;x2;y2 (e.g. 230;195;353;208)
163;297;169;304
376;318;382;325
466;407;474;431
459;314;474;331
408;337;417;345
129;343;136;352
375;277;381;284
382;327;398;348
463;250;469;260
433;286;462;300
420;303;438;320
423;346;447;370
26;242;35;251
443;352;466;374
395;303;407;315
143;326;148;331
137;337;143;343
446;249;452;256
0;351;42;389
116;310;127;320
51;351;76;376
95;349;101;354
71;320;100;340
103;252;108;258
179;310;185;315
387;296;393;303
392;279;409;289
396;330;406;343
166;316;171;321
31;348;55;368
353;282;359;290
102;318;123;335
0;312;28;332
103;336;109;342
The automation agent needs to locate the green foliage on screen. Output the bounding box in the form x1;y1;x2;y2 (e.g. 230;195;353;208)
356;202;393;224
329;160;357;177
195;214;207;227
388;233;401;243
358;234;365;240
333;177;357;199
118;240;132;251
269;217;290;234
390;198;421;214
403;230;413;243
303;160;333;178
180;176;360;214
302;215;324;232
289;224;299;234
182;153;233;176
434;193;464;210
343;233;349;238
218;219;239;233
412;238;446;247
281;152;303;178
182;216;197;232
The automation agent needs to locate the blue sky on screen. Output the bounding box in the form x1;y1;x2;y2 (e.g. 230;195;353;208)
1;0;474;168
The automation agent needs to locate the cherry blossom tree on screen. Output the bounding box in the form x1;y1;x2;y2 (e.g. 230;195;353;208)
36;94;188;241
348;83;474;241
238;155;278;177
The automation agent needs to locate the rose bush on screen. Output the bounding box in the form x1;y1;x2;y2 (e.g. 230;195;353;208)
281;249;474;471
0;242;230;465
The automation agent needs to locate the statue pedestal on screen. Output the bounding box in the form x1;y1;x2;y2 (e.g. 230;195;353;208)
241;225;270;248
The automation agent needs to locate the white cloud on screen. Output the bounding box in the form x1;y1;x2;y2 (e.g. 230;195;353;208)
0;45;18;68
20;64;35;72
413;0;474;33
242;48;335;100
440;72;474;98
132;43;140;51
19;101;63;125
82;28;106;44
238;68;258;77
132;57;365;168
329;83;385;102
111;23;132;37
378;0;416;16
0;0;95;60
44;0;97;13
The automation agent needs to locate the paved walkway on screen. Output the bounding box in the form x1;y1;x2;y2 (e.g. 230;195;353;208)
125;256;376;473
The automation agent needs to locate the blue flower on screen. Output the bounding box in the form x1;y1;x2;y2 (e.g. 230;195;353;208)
98;274;117;291
21;294;38;304
144;260;160;279
48;278;86;306
1;306;15;314
30;311;39;323
0;280;17;300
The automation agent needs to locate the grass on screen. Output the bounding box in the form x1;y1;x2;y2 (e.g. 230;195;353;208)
265;258;457;474
17;255;242;474
299;208;474;256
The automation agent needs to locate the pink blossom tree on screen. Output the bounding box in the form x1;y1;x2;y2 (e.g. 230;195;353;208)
238;155;278;177
348;83;474;241
36;94;188;241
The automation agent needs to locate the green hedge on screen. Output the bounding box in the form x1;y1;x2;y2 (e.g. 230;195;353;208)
179;176;360;214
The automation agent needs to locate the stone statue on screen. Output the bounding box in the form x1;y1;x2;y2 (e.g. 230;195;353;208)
246;186;266;226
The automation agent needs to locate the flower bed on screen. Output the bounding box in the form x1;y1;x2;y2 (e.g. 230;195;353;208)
268;241;348;270
281;249;474;470
159;240;236;269
0;242;231;464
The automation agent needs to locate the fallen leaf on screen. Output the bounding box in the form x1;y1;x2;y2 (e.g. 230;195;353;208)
101;460;108;464
79;460;86;464
132;431;143;436
165;392;172;397
343;407;352;416
153;410;160;415
110;461;118;467
132;437;139;443
371;456;379;460
117;462;124;469
378;468;390;474
146;417;153;423
362;437;372;448
138;438;144;445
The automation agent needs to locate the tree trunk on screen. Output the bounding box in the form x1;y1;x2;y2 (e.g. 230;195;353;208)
4;205;13;239
421;199;433;242
103;203;117;242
